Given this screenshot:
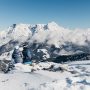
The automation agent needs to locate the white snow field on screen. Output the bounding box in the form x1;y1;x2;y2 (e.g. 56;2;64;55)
0;61;90;90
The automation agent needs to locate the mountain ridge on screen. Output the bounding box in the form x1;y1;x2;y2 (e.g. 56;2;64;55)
0;22;90;61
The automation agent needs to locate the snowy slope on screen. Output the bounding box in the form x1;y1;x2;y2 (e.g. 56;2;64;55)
0;61;90;90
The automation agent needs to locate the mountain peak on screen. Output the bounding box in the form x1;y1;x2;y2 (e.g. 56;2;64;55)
47;21;62;31
48;21;58;26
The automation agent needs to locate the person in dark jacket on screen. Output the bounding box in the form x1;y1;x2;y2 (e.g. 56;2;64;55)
22;46;32;64
12;46;23;63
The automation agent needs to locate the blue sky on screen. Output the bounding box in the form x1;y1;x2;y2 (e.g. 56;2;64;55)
0;0;90;29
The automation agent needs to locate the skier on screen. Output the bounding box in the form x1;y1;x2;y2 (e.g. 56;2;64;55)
22;46;32;65
12;46;23;63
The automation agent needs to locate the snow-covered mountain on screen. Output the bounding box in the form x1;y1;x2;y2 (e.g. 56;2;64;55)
0;22;90;61
1;22;90;90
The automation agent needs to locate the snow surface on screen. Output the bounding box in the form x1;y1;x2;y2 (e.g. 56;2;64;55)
0;60;90;90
